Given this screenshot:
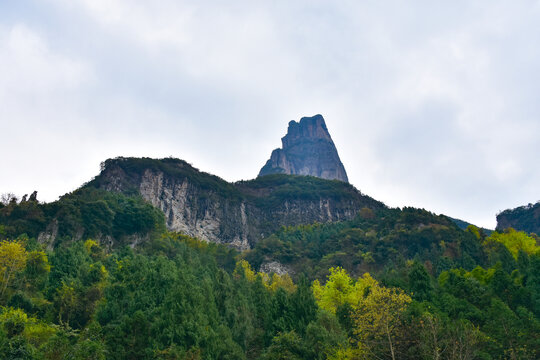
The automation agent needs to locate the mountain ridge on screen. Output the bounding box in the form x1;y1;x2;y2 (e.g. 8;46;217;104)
85;157;382;249
496;201;540;235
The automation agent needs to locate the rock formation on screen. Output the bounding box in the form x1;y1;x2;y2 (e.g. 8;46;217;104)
85;157;382;249
259;114;349;182
496;201;540;234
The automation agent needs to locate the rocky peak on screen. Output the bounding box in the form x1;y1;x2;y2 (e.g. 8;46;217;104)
282;115;332;147
259;114;349;182
84;157;381;250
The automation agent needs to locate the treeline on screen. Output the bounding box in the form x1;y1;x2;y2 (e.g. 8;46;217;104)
496;201;540;235
0;229;539;358
0;233;346;359
1;195;539;358
244;207;525;279
0;188;165;244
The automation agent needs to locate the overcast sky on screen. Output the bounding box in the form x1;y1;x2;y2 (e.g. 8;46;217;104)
1;1;539;228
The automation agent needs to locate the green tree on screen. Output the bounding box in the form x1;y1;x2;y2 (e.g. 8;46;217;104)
408;261;433;301
24;250;50;291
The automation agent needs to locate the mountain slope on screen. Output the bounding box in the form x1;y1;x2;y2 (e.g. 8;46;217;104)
87;157;382;249
497;201;540;235
244;207;488;279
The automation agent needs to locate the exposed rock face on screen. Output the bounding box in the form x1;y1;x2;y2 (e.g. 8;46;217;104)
91;157;383;249
260;261;294;276
37;219;58;251
259;115;349;182
138;169;252;250
496;202;540;235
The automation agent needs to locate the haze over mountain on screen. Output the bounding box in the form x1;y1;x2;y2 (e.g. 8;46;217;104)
259;115;349;183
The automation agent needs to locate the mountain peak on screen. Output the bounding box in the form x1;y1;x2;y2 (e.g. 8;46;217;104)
259;115;349;182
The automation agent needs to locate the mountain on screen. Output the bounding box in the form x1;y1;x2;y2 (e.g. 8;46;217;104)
259;114;349;182
497;201;540;235
85;157;382;249
448;216;493;235
2;156;539;359
245;207;487;279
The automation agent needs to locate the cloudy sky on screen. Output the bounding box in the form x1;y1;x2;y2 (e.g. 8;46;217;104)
1;1;539;228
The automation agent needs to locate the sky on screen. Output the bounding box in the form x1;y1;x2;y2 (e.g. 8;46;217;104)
1;1;539;229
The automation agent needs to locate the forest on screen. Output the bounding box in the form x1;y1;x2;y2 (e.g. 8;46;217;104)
0;189;539;359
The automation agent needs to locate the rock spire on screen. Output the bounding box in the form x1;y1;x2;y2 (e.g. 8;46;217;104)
259;114;349;182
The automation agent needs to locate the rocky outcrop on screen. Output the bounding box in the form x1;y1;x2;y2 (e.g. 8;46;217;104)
496;202;540;235
259;115;349;182
138;169;252;250
90;157;383;249
37;219;58;251
260;261;294;276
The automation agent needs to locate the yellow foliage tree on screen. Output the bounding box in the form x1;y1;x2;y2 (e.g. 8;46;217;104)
312;267;377;314
234;260;297;293
353;282;412;360
0;240;27;297
267;272;296;293
234;260;257;282
313;267;411;359
313;267;353;314
0;307;56;346
487;229;539;258
57;281;76;326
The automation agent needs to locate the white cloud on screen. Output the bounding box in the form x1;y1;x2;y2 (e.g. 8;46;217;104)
0;24;91;103
1;1;539;228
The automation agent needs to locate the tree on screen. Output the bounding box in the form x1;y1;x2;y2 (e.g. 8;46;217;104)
312;267;354;314
312;267;377;315
25;250;50;291
417;312;446;360
0;193;16;206
446;319;484;360
488;229;539;258
352;281;412;360
260;331;305;360
312;268;411;359
408;261;433;301
0;240;27;298
56;282;76;326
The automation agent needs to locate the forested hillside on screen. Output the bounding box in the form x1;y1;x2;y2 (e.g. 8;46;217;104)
1;187;539;358
497;202;540;235
0;157;383;251
87;157;383;249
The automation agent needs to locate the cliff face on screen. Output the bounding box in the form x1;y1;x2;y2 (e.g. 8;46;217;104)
91;157;383;249
259;115;349;182
496;202;540;235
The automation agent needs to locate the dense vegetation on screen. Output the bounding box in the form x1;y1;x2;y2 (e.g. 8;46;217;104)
244;207;488;280
496;201;540;235
236;174;382;210
1;185;539;358
1;157;384;250
0;189;165;244
89;157;244;201
90;157;382;210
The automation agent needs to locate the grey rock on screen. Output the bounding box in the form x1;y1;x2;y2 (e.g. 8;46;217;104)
89;157;383;249
260;261;294;276
496;201;540;234
259;114;349;182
